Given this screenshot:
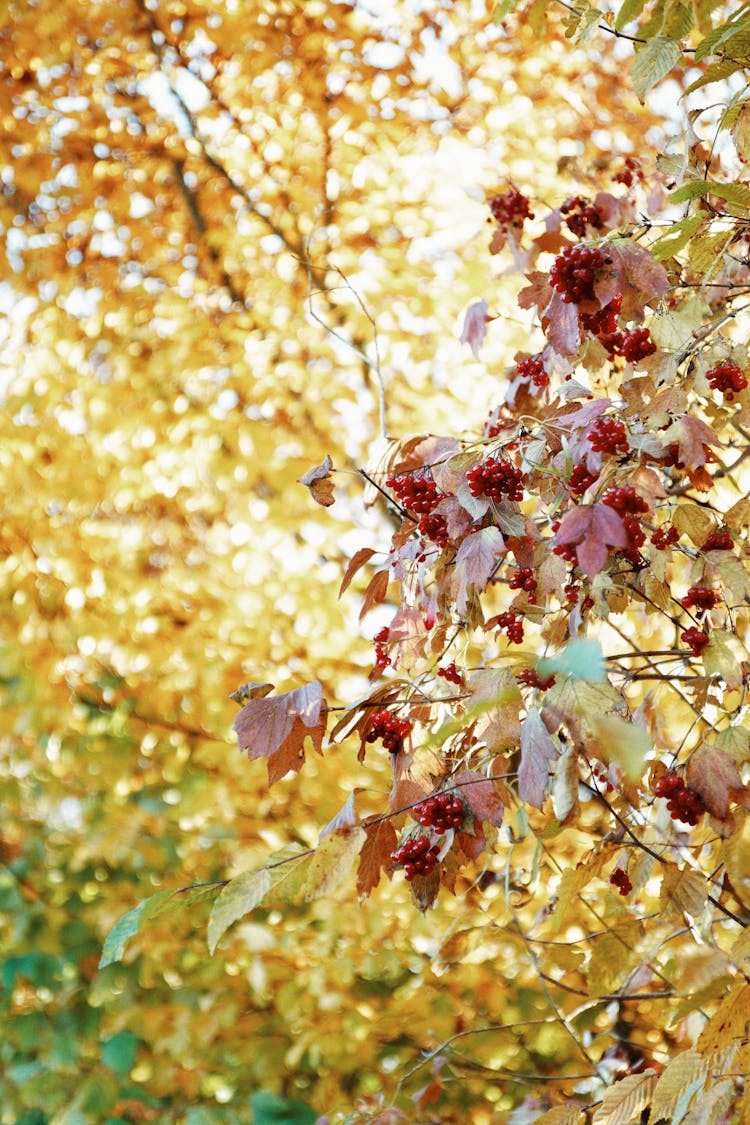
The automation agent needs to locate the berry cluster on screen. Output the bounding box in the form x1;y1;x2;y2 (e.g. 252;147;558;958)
437;662;464;686
581;293;621;338
391;836;441;880
702;528;733;552
602;486;648;516
592;762;614;793
496;610;524;643
414;792;465;834
509;567;537;593
517;668;556;690
681;627;710;657
654;773;704;826
588;416;629;456
489;187;534;230
418;511;449;548
568;463;599;497
466;457;524;502
651;524;679;550
386;471;441;514
366;709;412;753
549;245;606;304
516;353;549;388
681;586;720;613
621;328;657;364
612;157;639;187
706;361;748;401
560;195;604;238
564;583;594;611
372;626;391;673
610;869;632;896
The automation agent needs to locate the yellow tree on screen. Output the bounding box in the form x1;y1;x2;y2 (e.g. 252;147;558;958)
5;0;746;1123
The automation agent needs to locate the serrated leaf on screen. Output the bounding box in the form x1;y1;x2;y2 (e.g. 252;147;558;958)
454;525;504;614
588;922;643;997
590;714;650;783
233;680;327;784
303;827;366;901
631;37;682;102
537;638;605;683
530;1107;583;1125
732;102;750;162
519;707;560;809
357;818;398;899
659;863;710;919
685;57;739;94
615;0;647;31
591;1070;658;1125
207;869;271;954
99;889;179;968
650;1050;707;1124
649;214;706;261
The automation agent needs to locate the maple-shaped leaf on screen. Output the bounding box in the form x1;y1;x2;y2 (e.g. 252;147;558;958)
233;680;327;784
687;745;750;824
357;818;398;900
605;240;669;318
298;454;336;507
545;289;581;355
454;526;504;613
519;707;560;809
454;770;505;827
553;503;627;578
661;415;718;468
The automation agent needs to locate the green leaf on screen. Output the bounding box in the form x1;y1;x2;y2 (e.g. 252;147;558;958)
630;37;682;101
493;0;521;21
250;1091;318;1125
537;638;604;683
615;0;647;32
667;180;712;204
685;57;739;94
207;868;272;954
99;889;175;968
649;213;706;260
101;1031;140;1075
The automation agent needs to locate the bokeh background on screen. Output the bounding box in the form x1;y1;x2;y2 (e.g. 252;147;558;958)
0;2;664;1121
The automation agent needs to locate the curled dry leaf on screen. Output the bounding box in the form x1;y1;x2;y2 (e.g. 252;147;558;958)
298;454;336;507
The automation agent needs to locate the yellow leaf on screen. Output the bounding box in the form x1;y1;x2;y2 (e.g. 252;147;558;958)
592;1070;658;1125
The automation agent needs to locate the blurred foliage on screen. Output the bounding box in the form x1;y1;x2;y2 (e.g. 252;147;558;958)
0;0;690;1122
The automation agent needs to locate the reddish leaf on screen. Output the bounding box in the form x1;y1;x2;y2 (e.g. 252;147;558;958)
687;746;749;822
357;818;398;899
460;298;489;358
606;240;669;317
339;547;376;598
454;526;505;613
553;503;627;578
519;707;560;809
233;680;327;784
297;454;336;507
545;289;581;355
662;415;718;468
454;769;505;826
358;569;389;620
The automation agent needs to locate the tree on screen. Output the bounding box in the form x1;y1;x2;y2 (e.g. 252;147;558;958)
3;0;750;1123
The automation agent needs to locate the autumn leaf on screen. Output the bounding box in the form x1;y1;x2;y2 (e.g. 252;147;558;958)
207;869;272;954
519;707;560;809
233;680;328;784
460;298;490;358
687;745;750;822
339;547;377;597
319;791;359;840
552;503;627;578
453;770;505;827
591;1070;658;1125
298;454;336;507
304;827;366;901
454;526;504;613
357;818;398;900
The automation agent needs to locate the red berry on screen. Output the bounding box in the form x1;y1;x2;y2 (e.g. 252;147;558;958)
466;456;524;503
589;416;629;456
610;868;632;896
516;353;549;388
706;361;748;401
509;567;537;593
496;610;524;644
654;773;704;826
386;470;443;515
560;195;604;238
489;187;534;231
517;668;556;690
418;511;449;548
621;327;656;364
681;627;710;656
366;709;412;753
581;294;622;337
651;524;679;550
568;463;599;497
549;244;606;304
413;791;465;834
681;586;720;613
602;485;648;515
391;835;441;880
372;627;392;673
701;528;733;552
437;662;464;686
